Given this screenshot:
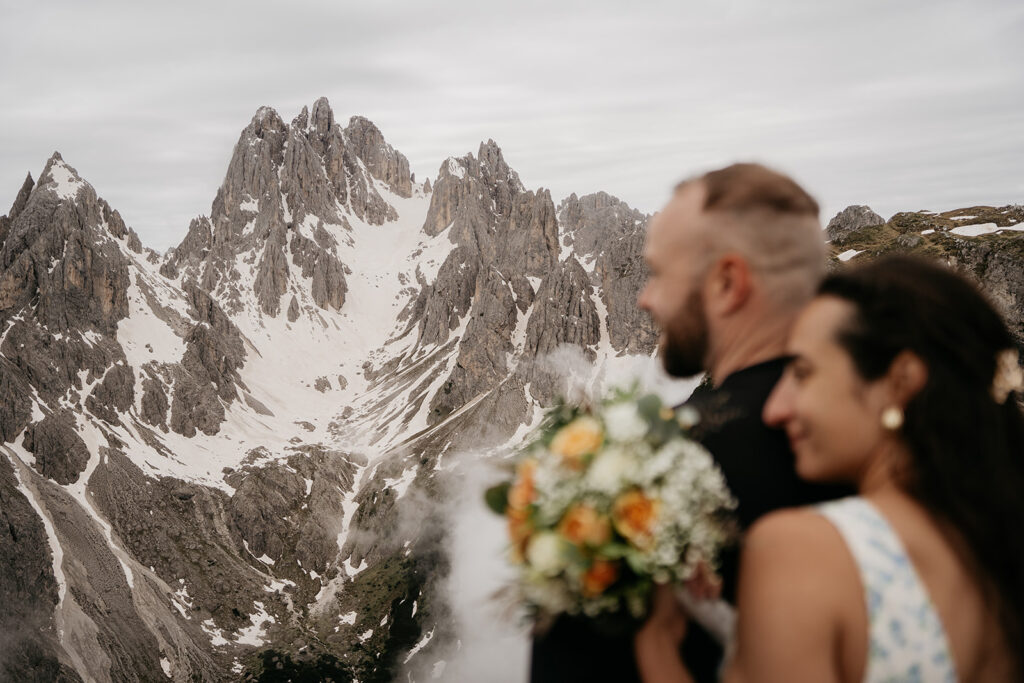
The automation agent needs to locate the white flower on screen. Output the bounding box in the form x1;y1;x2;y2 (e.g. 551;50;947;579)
676;405;701;429
643;441;684;482
526;532;569;576
522;577;572;613
585;447;636;494
603;402;649;442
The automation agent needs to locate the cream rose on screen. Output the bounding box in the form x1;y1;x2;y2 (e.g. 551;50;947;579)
603;402;649;442
526;531;570;576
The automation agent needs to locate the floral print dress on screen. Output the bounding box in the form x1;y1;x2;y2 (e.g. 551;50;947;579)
817;497;957;683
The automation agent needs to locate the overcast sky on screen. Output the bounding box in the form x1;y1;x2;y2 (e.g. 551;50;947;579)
2;0;1022;252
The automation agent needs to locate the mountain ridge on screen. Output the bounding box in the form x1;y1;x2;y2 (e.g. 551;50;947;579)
1;98;1021;682
0;97;669;682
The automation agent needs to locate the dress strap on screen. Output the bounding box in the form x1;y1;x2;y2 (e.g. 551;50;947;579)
816;497;957;683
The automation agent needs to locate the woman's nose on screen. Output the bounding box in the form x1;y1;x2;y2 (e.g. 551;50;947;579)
763;374;795;427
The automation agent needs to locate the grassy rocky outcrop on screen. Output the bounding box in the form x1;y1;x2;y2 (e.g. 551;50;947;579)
828;204;1024;347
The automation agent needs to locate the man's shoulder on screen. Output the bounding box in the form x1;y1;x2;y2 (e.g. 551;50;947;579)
684;359;788;460
683;358;851;526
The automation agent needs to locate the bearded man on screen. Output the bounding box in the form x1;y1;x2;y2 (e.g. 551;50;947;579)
529;163;848;683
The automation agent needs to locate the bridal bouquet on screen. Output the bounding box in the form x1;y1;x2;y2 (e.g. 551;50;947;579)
485;388;737;623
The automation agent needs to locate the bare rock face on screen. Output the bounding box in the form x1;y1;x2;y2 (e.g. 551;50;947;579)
559;192;657;355
85;362;134;424
345;115;413;198
0;357;33;443
826;205;885;244
87;449;260;675
169;371;225;438
0;172;35;246
159;215;211;280
559;191;635;254
291;230;347;310
414;140;577;431
254;231;290;317
22;411;90;485
139;376;169;431
0;457;82;682
227;446;362;572
415;246;479;347
521;257;602;403
427;264;518;421
422;177;431;194
505;188;560;278
0;151;245;457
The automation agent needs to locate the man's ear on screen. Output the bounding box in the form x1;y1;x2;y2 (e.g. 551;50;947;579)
704;254;753;316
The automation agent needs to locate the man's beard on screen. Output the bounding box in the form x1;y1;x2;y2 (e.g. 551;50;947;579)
660;289;708;378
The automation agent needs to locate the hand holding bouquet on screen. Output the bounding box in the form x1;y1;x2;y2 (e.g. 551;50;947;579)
485;388;738;626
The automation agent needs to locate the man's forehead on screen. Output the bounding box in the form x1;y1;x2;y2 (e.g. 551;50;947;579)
647;182;707;250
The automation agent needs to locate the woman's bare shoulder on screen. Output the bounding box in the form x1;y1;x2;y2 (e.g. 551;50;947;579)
725;506;864;683
745;506;849;557
740;506;860;605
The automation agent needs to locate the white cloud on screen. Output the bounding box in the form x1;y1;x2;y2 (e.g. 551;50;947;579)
1;0;1022;251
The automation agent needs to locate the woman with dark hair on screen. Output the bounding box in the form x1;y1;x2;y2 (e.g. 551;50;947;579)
635;255;1024;681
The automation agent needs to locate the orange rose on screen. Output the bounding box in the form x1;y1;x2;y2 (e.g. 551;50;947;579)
507;506;532;563
557;503;612;548
582;559;620;597
549;417;604;470
506;459;538;561
612;489;660;550
507;459;538;509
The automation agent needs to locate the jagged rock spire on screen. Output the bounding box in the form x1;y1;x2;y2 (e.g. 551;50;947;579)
163;98;415;318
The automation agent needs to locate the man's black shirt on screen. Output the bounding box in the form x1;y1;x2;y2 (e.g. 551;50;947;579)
529;358;850;683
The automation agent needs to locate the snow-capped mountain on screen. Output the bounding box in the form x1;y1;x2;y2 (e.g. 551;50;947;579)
0;98;663;682
2;96;1020;682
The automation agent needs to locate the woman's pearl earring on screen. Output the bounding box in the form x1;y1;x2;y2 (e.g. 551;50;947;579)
881;406;904;431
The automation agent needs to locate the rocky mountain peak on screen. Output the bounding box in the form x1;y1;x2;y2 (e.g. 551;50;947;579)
36;151;87;202
826;204;885;244
311;96;335;137
422;139;527;243
478;138;524;193
0;173;34;244
291;104;309;130
9;172;35;215
161;98;418;318
253;105;287;132
558;190;646;257
0;153;149;339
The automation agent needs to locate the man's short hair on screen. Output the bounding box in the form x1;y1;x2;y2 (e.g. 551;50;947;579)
676;162;826;309
677;163;819;218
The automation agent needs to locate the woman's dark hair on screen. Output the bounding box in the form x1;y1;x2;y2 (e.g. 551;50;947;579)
819;255;1024;674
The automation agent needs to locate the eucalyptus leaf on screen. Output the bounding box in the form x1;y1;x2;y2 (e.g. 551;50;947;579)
484;482;512;515
636;394;662;422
